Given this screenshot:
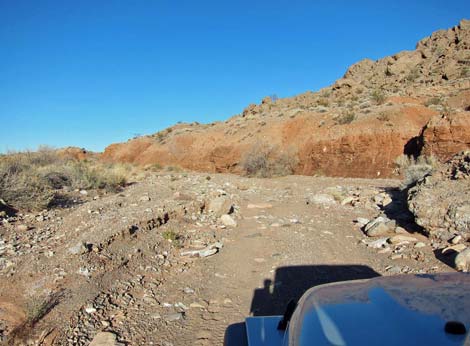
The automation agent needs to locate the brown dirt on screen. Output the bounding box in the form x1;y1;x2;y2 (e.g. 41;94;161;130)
0;173;455;345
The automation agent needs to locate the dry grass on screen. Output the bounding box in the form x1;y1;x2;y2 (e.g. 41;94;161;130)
241;143;298;178
0;148;129;211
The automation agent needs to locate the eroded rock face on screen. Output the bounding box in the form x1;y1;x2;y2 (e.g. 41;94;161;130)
420;112;470;161
102;20;470;178
407;151;470;240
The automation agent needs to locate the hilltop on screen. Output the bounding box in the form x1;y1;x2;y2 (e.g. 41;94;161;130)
102;19;470;178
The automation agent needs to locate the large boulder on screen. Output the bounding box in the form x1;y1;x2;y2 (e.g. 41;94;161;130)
407;151;470;240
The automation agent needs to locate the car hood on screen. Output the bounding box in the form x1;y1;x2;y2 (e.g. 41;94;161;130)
287;272;470;346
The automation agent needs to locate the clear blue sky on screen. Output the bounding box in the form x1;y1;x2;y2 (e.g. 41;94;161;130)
1;1;469;152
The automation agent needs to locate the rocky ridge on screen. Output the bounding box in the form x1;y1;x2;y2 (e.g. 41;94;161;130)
102;20;470;178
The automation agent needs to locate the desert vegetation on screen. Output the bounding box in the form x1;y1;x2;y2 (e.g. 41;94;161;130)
394;154;440;189
0;147;129;211
241;142;298;178
371;89;386;105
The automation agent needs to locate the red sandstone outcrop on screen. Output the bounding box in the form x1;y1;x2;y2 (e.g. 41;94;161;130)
102;20;470;178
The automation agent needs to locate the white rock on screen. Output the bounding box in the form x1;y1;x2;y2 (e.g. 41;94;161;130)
220;214;237;227
363;238;389;249
308;194;336;206
208;197;233;216
442;244;467;254
89;332;123;346
388;235;418;244
164;312;184;322
247;203;273;209
180;242;223;258
364;216;395;237
340;197;354;206
382;196;393;206
85;306;97;314
355;218;370;227
17;224;29;232
68;242;88;255
455;248;470;272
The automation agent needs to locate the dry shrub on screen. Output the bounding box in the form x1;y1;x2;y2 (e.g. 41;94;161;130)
394;154;440;189
371;89;386;105
241;143;298;178
0;148;129;211
337;113;355;125
0;168;55;211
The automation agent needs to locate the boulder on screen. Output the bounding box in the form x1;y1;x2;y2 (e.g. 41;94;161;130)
407;152;470;238
455;248;470;272
208;196;233;216
220;214;237;227
364;216;396;237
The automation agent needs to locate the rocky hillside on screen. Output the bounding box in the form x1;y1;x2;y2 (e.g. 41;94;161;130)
102;20;470;178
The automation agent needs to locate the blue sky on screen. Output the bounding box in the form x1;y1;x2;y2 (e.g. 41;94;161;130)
1;1;469;152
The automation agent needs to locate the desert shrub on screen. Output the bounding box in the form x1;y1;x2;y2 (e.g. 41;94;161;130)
241;143;298;178
63;161;127;192
317;98;329;107
424;97;442;107
394;154;440;189
0;167;55;211
146;163;162;171
406;67;420;82
166;165;182;172
241;143;270;177
461;67;469;78
371;89;386;105
377;112;390;121
337;113;355;125
0;149;128;211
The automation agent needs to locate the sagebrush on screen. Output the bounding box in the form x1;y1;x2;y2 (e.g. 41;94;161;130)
394;154;440;189
0;148;129;211
241;143;298;178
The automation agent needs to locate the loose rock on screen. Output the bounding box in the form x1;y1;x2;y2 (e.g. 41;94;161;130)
220;214;237;227
455;248;470;272
89;332;123;346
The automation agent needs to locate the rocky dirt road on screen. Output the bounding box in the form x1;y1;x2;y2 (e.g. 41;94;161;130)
0;173;452;345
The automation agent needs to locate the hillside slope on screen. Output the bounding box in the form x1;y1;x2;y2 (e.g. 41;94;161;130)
103;20;470;178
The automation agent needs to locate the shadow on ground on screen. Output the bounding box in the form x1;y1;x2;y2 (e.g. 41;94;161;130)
250;264;380;316
433;248;458;269
382;187;424;234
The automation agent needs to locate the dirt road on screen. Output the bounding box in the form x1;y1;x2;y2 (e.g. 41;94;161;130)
0;174;451;345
